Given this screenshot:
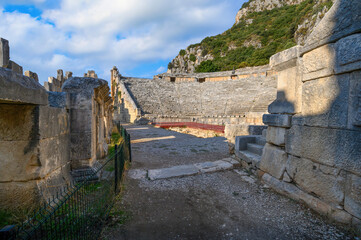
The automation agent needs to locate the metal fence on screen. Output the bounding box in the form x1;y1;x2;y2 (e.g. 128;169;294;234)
1;126;131;240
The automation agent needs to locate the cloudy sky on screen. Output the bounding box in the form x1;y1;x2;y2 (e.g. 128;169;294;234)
0;0;245;84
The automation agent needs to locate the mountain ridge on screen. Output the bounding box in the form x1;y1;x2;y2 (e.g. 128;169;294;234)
167;0;334;74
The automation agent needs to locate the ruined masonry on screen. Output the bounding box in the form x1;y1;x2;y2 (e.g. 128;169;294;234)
112;0;361;230
0;39;113;211
237;0;361;228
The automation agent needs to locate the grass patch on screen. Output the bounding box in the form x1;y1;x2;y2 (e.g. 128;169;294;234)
0;209;13;227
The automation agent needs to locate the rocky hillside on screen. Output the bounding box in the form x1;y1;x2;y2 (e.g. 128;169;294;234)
168;0;333;74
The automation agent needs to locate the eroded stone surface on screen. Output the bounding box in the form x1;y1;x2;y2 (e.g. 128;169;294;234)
148;165;199;180
266;126;286;146
286;125;361;175
263;114;291;128
301;74;350;129
345;174;361;219
260;143;288;179
286;155;346;205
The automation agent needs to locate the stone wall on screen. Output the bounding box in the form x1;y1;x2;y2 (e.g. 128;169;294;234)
0;39;113;212
44;69;72;92
63;77;113;169
155;65;275;83
0;68;72;211
258;0;361;229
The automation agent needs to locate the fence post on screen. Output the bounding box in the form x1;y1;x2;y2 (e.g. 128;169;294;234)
114;144;118;193
121;127;125;140
127;134;132;162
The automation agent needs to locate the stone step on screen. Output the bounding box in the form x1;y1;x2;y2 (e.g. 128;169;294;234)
71;167;99;183
256;136;267;146
236;150;261;168
247;143;264;155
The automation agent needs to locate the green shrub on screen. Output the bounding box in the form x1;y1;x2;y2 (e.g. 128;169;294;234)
189;54;196;62
195;60;220;72
179;49;186;56
168;62;173;69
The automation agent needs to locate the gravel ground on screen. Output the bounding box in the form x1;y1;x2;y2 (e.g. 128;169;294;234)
101;125;356;240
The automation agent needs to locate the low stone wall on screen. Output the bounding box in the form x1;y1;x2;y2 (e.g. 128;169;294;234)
255;0;361;229
155;65;275;83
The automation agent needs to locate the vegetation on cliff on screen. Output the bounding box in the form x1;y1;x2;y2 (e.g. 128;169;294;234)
168;0;333;73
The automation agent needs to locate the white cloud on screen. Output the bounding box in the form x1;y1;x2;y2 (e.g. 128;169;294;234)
156;66;166;73
0;0;243;83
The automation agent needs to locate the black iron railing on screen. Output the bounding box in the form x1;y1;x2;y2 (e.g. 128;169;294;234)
0;126;131;240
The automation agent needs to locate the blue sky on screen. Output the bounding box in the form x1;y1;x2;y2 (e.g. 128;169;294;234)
0;0;246;83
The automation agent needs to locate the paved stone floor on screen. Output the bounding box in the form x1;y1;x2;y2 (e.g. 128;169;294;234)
101;125;357;240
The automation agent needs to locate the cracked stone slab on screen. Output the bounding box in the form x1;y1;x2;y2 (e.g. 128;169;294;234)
128;169;147;179
222;157;241;166
194;160;234;173
148;165;199;180
234;169;249;176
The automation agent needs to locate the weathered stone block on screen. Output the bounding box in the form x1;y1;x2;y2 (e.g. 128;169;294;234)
0;67;47;105
262;173;352;224
303;44;336;81
37;164;72;200
303;0;361;53
8;60;23;75
345;174;361;219
268;99;295;115
0;140;40;181
48;91;69;108
39;106;69;139
0;181;41;212
260;143;288;179
68;93;92;110
302;74;350;129
263;114;291;128
286;125;361;175
0;38;9;67
349;71;361;130
148;165;199;180
44;82;53;92
0;104;36;141
70;109;92;133
335;34;361;74
286;155;346;205
266;126;286;146
39;134;70;178
24;70;38;82
70;131;92;165
270;45;300;71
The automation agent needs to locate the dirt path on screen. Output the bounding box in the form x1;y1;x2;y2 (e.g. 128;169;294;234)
102;125;355;240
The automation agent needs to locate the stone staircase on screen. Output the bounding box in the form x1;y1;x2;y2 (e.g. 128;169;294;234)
70;162;102;183
234;129;267;168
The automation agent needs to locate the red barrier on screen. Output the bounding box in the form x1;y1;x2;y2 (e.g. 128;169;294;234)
153;122;225;133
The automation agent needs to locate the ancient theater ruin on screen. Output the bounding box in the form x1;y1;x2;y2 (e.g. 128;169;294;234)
111;0;361;230
0;0;360;237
